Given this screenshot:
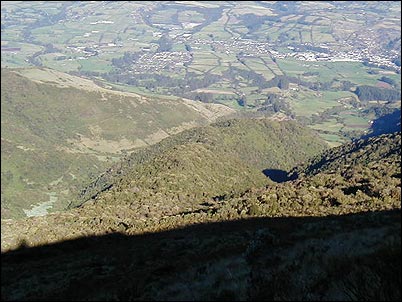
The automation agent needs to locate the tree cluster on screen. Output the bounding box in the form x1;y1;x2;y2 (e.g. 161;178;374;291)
354;85;401;102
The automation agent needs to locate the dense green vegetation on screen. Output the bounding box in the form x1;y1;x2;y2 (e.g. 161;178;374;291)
1;2;400;299
354;85;401;102
0;67;233;219
292;131;402;177
2;131;400;300
2;65;397;219
74;118;328;213
2;130;398;250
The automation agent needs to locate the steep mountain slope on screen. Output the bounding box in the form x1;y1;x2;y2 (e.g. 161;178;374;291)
1;67;234;219
218;132;401;219
1;131;399;251
77;143;271;221
1;131;400;301
74;118;328;213
2;212;400;301
292;131;401;177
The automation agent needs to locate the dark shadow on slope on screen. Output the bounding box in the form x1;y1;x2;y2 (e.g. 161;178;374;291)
361;108;401;139
262;169;297;183
1;210;401;301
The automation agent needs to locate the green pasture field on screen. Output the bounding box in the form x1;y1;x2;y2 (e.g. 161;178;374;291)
239;86;260;95
316;62;380;85
293;24;310;32
316;133;346;147
216;98;244;109
243;58;267;70
165;68;188;79
261;87;282;94
279;14;300;22
117;26;156;42
202;29;233;40
243;58;276;80
189;64;217;73
304;16;320;23
309;119;345;133
258;55;282;75
287;89;350;117
209;65;228;76
176;1;221;8
207;79;236;90
276;21;298;32
37;55;79;73
213;52;237;63
245;93;266;106
1;54;28;67
191;54;219;62
259;26;282;41
278;23;301;40
1;27;27;42
276;59;389;86
150;9;177;23
95;52;123;62
340;114;370;130
313;18;332;26
1;41;43;55
191;51;219;61
107;16;134;30
230;3;275;16
78;58;114;73
266;63;283;75
276;58;314;77
230;61;251;71
377;71;401;85
170;43;186;52
186;66;204;74
265;28;282;41
300;31;312;43
178;10;205;23
195;17;233;40
229;24;249;35
99;32;119;44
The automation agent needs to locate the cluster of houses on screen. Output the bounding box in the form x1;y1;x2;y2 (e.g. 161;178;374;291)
269;43;399;72
190;37;273;56
129;51;192;73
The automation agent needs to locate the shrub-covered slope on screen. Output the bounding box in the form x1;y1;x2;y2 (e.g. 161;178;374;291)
1;130;400;301
74;118;328;211
2;213;400;301
1;132;399;252
78;142;271;221
291;131;401;177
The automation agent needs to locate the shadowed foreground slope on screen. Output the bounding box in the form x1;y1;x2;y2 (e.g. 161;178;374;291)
1;210;400;301
1;130;400;300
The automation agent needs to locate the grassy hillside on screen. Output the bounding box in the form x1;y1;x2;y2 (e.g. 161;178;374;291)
1;132;400;300
1;67;234;219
